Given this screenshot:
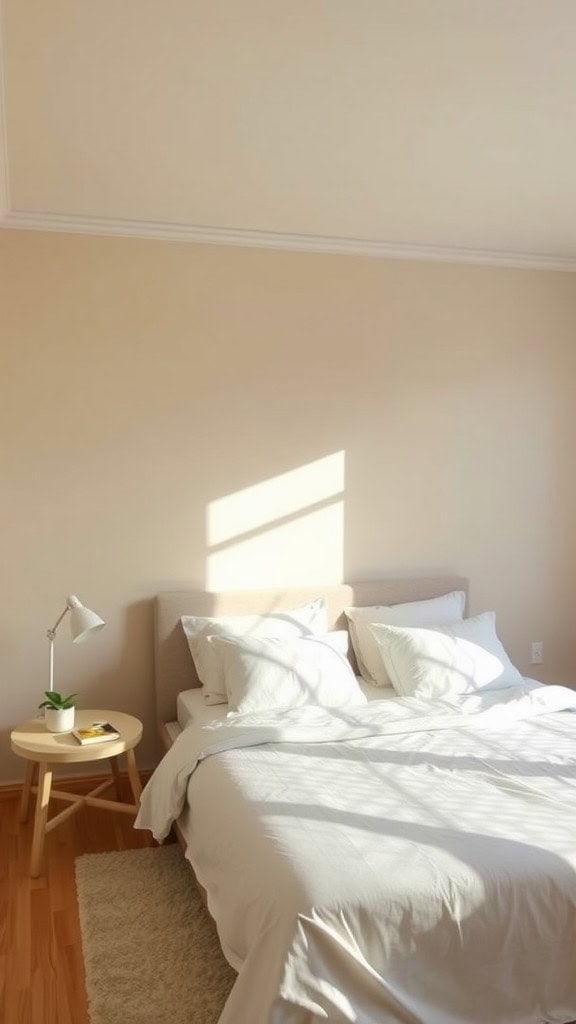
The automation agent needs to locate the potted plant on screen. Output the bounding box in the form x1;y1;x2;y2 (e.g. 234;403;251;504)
38;691;78;733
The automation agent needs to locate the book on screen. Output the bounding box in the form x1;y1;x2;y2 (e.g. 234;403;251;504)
72;721;121;745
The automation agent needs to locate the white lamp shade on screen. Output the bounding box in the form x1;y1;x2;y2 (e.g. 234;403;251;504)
67;595;106;643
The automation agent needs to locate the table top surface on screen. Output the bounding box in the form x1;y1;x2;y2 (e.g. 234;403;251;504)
10;709;143;763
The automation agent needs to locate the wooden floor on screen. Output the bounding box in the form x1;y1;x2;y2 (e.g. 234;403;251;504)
0;777;155;1024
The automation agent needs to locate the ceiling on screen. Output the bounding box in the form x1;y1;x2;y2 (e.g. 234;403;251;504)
1;0;576;269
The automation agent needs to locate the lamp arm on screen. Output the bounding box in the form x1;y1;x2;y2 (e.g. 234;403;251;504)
47;604;71;639
46;605;71;693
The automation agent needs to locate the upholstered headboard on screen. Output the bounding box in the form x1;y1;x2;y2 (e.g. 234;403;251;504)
154;576;468;724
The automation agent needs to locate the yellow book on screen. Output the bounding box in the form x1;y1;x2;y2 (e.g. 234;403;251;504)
72;721;120;745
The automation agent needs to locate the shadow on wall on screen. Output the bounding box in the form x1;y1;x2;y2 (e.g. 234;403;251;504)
81;600;157;762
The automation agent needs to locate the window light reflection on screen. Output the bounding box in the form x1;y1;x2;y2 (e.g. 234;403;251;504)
206;452;345;590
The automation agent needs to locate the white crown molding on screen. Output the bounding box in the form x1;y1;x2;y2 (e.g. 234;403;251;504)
2;208;576;271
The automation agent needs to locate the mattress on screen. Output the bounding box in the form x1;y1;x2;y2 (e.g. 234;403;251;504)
176;689;229;729
175;678;396;729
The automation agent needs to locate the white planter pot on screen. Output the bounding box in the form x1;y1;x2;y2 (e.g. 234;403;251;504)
45;706;75;733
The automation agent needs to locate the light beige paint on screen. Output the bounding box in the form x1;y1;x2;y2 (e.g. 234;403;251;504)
2;0;576;258
1;227;575;783
0;3;8;218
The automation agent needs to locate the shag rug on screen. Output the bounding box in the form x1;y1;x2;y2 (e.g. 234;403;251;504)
75;844;237;1024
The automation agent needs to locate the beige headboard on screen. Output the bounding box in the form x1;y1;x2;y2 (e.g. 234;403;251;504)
154;576;468;724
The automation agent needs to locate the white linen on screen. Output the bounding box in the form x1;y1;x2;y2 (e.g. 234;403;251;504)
207;631;366;713
356;678;397;702
176;689;230;729
137;682;576;1024
176;678;396;728
370;611;524;697
345;590;466;686
181;599;327;705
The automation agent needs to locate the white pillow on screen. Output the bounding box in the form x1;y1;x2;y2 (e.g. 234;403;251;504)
207;631;366;714
181;599;328;705
345;591;466;687
369;611;524;699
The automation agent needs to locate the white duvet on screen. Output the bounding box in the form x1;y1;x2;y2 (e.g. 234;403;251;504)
136;683;576;1024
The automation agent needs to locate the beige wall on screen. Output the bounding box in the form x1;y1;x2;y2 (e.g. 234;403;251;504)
1;228;575;782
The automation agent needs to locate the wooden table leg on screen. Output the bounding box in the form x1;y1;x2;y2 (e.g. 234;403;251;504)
109;756;122;800
19;760;38;823
30;763;52;878
125;748;142;805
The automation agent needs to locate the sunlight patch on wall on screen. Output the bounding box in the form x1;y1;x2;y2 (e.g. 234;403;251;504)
206;452;345;590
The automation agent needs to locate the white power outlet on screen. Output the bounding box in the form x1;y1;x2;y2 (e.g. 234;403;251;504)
530;641;544;665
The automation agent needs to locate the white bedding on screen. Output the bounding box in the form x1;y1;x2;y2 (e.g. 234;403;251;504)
176;679;395;729
176;689;229;729
137;682;576;1024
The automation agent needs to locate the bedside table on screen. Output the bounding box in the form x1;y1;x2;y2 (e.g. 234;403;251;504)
11;709;143;877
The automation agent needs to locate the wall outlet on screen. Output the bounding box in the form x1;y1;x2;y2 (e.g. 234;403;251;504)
530;641;544;665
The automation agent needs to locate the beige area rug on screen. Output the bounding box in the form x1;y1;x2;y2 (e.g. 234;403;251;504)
75;844;237;1024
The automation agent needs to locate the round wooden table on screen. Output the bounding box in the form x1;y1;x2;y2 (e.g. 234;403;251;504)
11;709;143;877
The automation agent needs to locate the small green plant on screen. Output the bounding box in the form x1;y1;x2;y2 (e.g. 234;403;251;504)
38;691;78;711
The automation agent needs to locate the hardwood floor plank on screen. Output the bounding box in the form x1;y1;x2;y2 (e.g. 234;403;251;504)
1;793;151;1024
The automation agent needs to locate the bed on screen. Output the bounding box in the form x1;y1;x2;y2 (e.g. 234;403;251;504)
135;579;576;1024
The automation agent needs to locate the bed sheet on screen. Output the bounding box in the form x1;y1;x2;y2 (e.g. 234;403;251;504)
176;689;228;729
176;678;395;729
140;684;576;1024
